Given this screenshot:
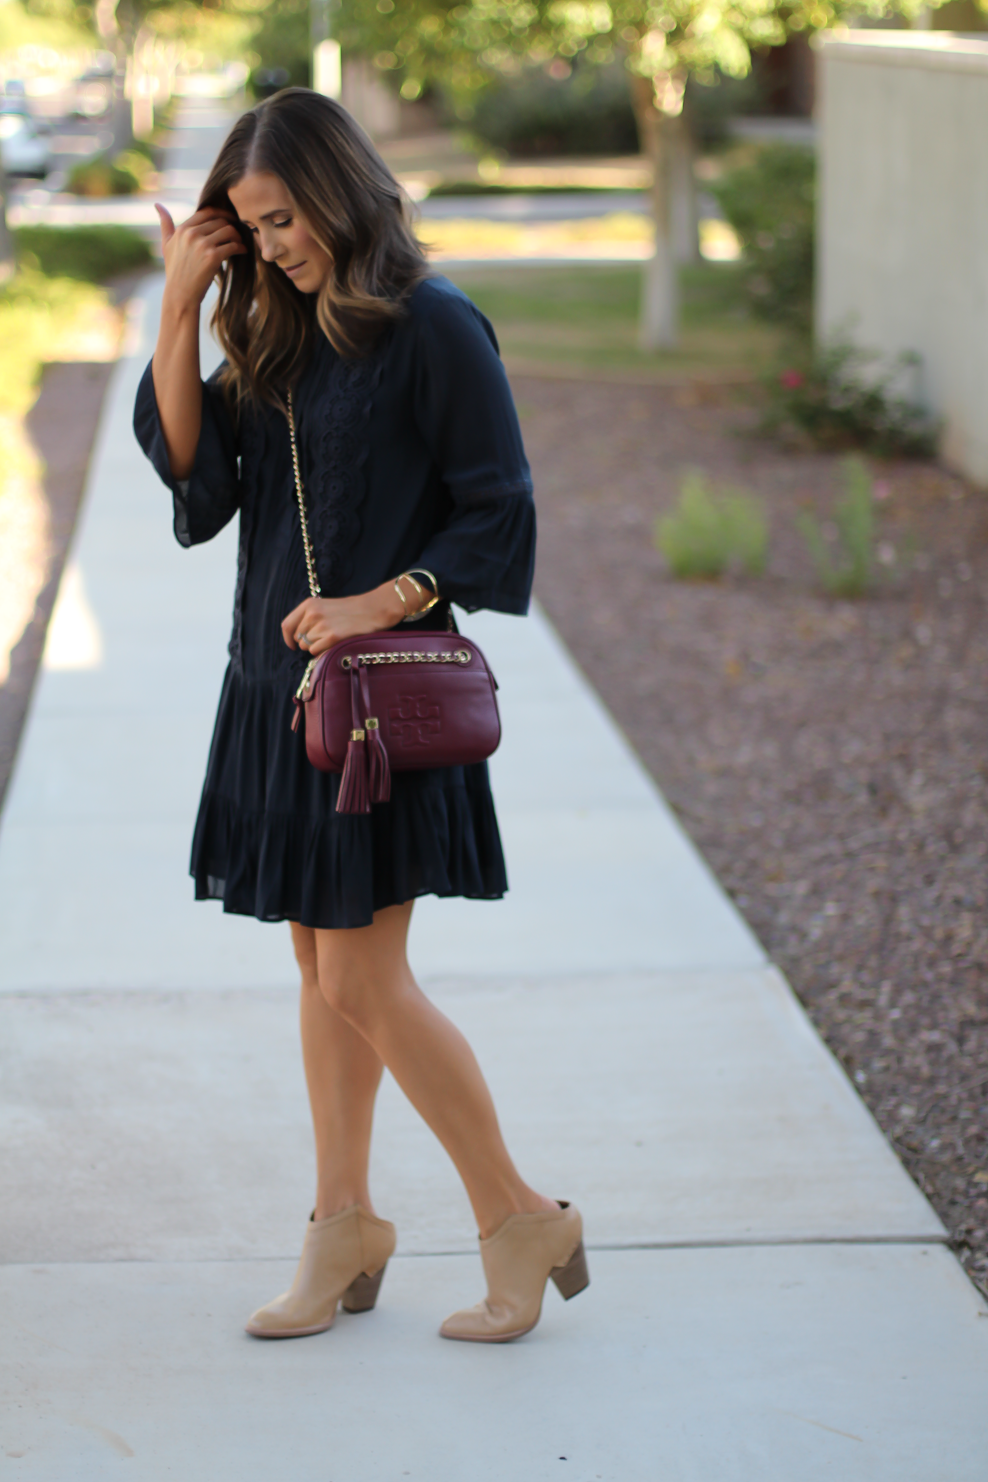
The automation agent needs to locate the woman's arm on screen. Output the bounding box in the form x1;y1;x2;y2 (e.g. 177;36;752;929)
410;285;535;614
150;203;247;478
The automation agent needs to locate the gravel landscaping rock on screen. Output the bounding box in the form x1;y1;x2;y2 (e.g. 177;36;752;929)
521;373;988;1298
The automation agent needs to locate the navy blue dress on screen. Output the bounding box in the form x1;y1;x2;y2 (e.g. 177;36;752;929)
134;276;535;929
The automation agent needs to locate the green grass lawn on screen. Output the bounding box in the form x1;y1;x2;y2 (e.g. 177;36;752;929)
0;225;152;525
0;228;153;422
444;262;783;380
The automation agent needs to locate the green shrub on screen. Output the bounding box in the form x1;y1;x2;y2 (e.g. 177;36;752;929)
655;470;769;579
113;147;156;184
471;63;638;157
764;340;939;458
686;69;766;147
122;137;158;165
798;455;876;598
709;144;814;331
67;147;153;197
14;226;154;282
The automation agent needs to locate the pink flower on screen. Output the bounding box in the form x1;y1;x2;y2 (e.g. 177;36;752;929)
779;369;804;389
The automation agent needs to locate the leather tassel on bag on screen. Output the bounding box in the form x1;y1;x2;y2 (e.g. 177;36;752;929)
365;720;390;803
336;728;370;813
336;666;371;814
358;663;391;805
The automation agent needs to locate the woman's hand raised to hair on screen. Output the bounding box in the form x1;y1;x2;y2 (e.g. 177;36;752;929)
282;583;410;658
155;203;247;317
151;204;247;480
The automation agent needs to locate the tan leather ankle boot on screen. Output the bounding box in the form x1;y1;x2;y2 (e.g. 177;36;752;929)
439;1201;588;1343
246;1205;396;1339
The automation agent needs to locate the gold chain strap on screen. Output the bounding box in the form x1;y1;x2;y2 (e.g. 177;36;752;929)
287;390;321;602
342;649;470;669
287;390;322;700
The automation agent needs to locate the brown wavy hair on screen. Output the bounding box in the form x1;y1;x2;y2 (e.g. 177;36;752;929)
199;87;429;410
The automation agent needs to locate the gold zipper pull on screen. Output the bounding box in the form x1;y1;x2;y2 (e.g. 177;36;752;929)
295;656;318;701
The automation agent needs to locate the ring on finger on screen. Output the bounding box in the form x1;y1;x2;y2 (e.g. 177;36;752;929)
298;632;309;646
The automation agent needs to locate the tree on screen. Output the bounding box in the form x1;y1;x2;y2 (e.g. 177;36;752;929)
338;0;940;349
48;0;311;122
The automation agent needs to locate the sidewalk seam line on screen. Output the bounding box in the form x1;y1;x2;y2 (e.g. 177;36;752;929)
0;1235;949;1269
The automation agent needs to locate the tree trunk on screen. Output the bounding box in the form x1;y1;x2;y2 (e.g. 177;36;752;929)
130;25;155;140
672;122;700;265
109;0;135;151
631;76;678;350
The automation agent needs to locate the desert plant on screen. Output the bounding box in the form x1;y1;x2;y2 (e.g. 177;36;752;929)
655;470;768;579
798;455;875;597
765;340;939;459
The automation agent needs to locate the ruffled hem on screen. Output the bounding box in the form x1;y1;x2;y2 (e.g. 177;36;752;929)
189;664;507;929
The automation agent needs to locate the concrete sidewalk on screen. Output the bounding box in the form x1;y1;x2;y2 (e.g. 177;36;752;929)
2;275;987;1474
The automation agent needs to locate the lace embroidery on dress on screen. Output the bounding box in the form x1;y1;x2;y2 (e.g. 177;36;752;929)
310;353;385;595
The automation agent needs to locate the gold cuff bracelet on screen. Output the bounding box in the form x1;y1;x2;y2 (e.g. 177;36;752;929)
394;569;441;623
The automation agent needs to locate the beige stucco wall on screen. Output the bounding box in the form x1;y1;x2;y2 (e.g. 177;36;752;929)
816;32;988;482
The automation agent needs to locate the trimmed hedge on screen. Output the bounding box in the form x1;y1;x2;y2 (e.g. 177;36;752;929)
14;225;154;282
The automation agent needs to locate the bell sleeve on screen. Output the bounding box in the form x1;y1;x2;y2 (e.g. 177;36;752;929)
133;359;241;547
410;285;535;615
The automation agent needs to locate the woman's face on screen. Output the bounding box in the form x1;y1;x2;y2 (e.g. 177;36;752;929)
227;171;331;294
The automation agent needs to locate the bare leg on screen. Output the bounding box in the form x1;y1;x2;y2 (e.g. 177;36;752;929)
312;901;556;1238
291;922;385;1221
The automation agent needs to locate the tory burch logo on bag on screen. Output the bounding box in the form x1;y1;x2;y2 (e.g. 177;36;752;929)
389;694;441;748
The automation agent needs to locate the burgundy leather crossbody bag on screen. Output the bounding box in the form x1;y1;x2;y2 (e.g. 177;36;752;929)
286;392;502;814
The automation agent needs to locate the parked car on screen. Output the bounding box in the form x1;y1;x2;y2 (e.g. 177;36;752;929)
0;111;50;177
0;96;50;129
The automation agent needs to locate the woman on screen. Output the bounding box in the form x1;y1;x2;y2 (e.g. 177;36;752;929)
134;88;587;1344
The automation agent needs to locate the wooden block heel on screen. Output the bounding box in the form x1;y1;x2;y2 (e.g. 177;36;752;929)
341;1262;387;1314
550;1240;590;1301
